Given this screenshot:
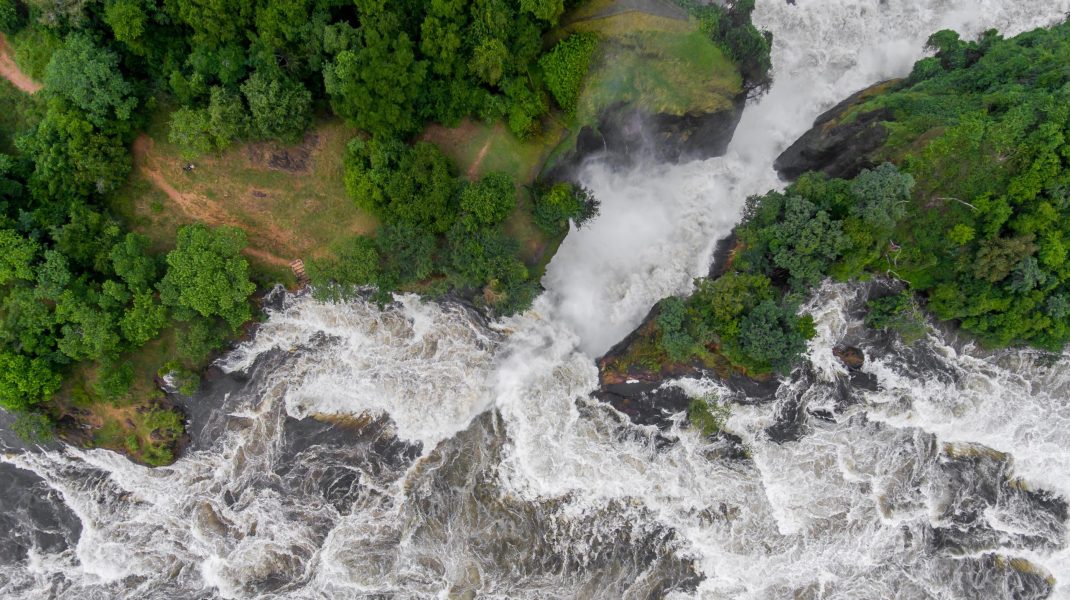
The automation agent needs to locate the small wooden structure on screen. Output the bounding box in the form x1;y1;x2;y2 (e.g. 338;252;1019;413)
290;259;310;287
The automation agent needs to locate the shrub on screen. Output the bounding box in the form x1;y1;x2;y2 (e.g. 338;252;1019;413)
308;236;382;301
92;359;135;402
533;182;599;234
0;0;23;34
865;290;927;343
656;297;695;362
688;395;730;437
11;411;54;443
539;32;598;117
460;172;516;226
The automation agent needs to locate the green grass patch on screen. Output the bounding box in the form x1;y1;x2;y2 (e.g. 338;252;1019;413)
688;394;730;437
110;110;378;282
577;28;740;127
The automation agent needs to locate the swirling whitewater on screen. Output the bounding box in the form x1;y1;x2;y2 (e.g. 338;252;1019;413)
3;1;1070;598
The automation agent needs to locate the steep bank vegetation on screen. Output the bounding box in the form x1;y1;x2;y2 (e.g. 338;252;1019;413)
614;18;1070;380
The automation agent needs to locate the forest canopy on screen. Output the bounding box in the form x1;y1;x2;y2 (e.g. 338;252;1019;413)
841;20;1070;349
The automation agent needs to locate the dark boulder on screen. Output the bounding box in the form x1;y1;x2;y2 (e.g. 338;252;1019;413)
774;80;901;181
833;345;865;369
549;94;747;181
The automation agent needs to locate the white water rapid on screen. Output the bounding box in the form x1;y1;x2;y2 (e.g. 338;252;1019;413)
4;1;1070;599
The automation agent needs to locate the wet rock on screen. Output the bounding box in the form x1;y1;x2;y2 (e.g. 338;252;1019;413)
596;382;691;430
774;80;901;181
833;345;866;369
550;94;747;181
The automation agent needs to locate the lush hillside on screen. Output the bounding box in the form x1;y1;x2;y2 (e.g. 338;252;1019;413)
610;18;1070;382
782;20;1070;349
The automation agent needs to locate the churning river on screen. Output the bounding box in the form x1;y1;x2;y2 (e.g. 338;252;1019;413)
5;1;1070;598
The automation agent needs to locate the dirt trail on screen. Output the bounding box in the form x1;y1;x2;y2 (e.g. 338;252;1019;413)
0;34;41;94
132;136;292;268
467;138;493;179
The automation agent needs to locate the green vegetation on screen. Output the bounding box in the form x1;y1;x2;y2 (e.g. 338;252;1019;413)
0;77;41;153
688;394;730;437
532;182;600;235
158;224;256;329
557;4;743;133
540;32;599;117
316;138;600;315
8;25;60;80
0;0;772;464
115;116;377;279
629;21;1070;382
865;290;928;343
687;0;773;90
645;163;912;375
826;21;1070;350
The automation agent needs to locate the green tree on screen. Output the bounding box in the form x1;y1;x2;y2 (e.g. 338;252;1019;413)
241;69;312;142
520;0;564;25
0;353;61;411
324;28;426;138
168;107;214;158
737;299;811;374
1;286;57;356
471;38;508;86
110;233;158;292
420;0;466;77
120;290;168;345
0;230;38;285
158;224;256;328
207;86;248;148
53;291;121;361
533;182;599;234
656;296;694;362
307;236;382;301
0;0;24;34
34;250;71;300
376;222;436;285
385;142;457;233
459;172;516;226
172;0;253;48
20;101;131;202
45;34;138;128
105;0;148;54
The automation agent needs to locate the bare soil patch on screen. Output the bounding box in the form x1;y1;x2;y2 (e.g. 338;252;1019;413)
0;33;41;94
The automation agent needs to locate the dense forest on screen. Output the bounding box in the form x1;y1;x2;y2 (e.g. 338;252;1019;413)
0;0;769;462
651;19;1070;377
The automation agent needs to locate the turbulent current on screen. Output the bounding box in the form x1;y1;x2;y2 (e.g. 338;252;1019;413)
5;1;1070;598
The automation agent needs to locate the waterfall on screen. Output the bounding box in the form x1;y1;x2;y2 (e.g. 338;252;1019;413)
3;1;1070;598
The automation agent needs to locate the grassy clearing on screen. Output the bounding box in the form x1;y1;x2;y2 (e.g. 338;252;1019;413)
110;110;377;282
89;113;386;466
422;118;565;184
540;8;742;175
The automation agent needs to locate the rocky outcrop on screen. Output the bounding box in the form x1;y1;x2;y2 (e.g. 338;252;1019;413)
595;294;780;431
550;94;748;181
774;79;902;181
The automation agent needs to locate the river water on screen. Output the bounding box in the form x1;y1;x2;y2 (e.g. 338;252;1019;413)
4;1;1070;598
